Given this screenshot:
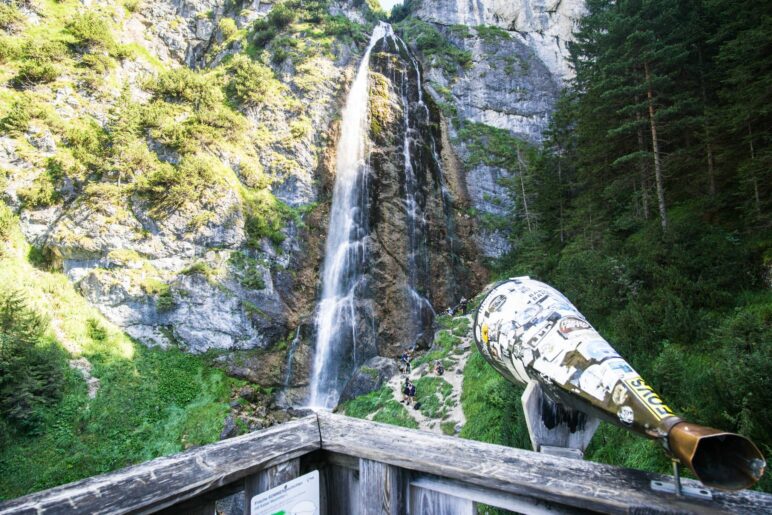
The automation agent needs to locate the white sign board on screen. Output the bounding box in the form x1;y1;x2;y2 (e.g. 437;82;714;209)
250;470;319;515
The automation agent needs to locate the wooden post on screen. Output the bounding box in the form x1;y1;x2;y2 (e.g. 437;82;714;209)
359;458;407;515
187;500;216;515
244;458;300;515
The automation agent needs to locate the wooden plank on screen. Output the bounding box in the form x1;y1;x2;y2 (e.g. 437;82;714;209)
411;475;581;515
322;464;359;515
0;415;321;515
359;459;408;515
184;499;215;515
244;458;300;514
317;412;772;515
409;485;474;515
155;481;245;515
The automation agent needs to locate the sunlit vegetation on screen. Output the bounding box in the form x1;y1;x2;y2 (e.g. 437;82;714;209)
394;18;472;73
0;209;240;500
340;386;418;429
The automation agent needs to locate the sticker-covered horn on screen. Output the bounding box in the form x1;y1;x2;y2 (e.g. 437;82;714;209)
473;276;766;490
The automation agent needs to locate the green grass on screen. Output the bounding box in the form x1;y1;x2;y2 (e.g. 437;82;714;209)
0;215;241;500
459;344;530;448
340;387;418;429
413;329;461;368
414;376;453;419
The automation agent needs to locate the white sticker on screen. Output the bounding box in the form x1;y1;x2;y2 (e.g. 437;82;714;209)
250;470;320;515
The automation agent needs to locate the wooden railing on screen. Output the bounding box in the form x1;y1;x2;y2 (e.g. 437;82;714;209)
1;412;769;514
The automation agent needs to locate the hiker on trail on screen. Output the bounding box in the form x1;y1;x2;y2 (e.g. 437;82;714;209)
403;379;414;405
407;381;416;405
399;351;410;374
459;296;468;315
400;350;412;374
434;360;444;376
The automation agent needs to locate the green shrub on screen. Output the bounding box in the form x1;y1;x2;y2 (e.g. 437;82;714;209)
266;3;295;30
250;2;295;47
156;287;174;311
0;3;23;32
123;0;141;13
252;25;277;47
397;19;472;73
0;35;20;62
227;55;281;107
0;290;66;434
148;68;223;110
22;38;68;64
218;17;238;40
66;12;115;51
475;25;510;44
242;189;291;247
81;52;113;74
341;387;419;429
229;252;266;289
414;376;453;418
14;62;59;86
137;155;222;216
17;172;60;209
238;161;272;190
0;100;31;135
87;318;107;343
0;203;15;244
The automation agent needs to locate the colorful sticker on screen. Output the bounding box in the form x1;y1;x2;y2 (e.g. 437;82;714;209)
558;317;591;336
624;377;675;420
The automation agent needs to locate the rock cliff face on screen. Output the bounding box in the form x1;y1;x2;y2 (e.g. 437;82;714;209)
366;34;484;354
1;0;361;358
396;20;561;257
413;0;585;80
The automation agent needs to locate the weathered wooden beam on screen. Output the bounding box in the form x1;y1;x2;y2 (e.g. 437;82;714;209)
0;415;321;515
359;458;408;515
411;475;580;515
317;412;772;514
244;458;300;514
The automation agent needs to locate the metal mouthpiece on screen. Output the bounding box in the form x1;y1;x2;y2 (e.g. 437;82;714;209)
668;422;766;490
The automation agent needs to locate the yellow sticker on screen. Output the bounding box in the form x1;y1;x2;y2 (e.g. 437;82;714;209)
481;323;489;343
623;377;675;421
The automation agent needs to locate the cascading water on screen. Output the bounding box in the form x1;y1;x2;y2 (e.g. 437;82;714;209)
390;33;436;339
307;23;391;408
307;22;473;409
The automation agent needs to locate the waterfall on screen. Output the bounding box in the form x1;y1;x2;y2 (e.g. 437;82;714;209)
390;32;436;342
308;23;391;409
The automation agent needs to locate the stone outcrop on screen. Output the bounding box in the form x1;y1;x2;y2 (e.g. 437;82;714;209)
1;0;362;355
414;0;586;80
365;34;485;355
399;22;562;258
338;356;399;403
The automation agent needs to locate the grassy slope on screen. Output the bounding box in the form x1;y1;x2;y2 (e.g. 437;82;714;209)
0;212;241;501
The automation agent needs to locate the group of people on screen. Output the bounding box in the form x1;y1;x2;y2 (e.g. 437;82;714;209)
445;296;468;316
397;295;468;407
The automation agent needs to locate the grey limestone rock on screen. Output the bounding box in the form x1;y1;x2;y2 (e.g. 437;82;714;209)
414;0;586;81
338;356;400;404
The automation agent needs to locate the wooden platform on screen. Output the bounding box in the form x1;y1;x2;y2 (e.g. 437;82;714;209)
1;412;769;514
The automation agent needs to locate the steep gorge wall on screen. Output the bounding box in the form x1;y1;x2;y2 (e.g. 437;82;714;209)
396;2;582;257
1;0;361;359
366;35;485;355
413;0;585;81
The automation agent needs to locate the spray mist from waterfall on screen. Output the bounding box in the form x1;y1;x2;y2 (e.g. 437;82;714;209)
307;23;392;409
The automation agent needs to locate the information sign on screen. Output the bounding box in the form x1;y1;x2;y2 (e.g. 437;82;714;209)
249;470;319;515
